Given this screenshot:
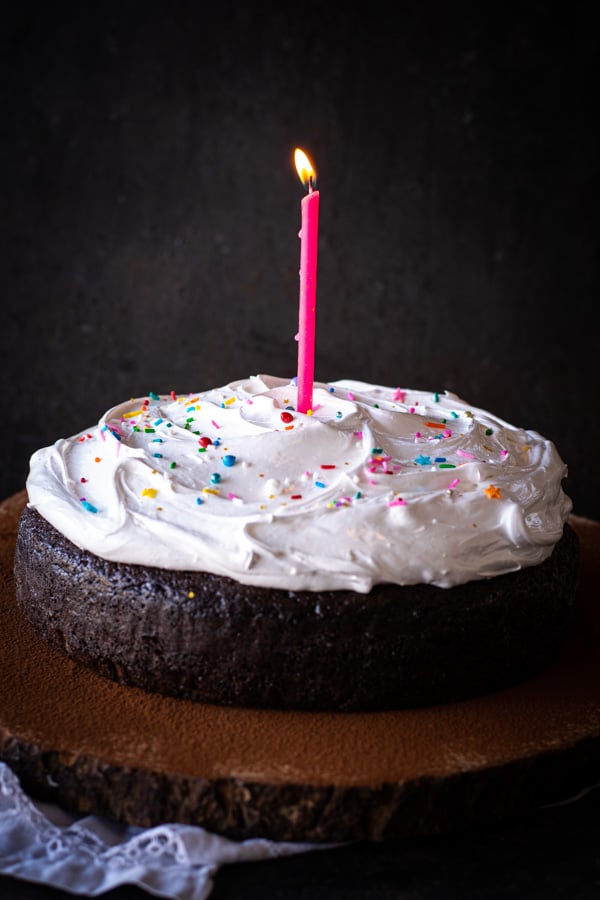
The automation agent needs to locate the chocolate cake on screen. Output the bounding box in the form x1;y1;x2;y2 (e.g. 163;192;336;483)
13;375;579;711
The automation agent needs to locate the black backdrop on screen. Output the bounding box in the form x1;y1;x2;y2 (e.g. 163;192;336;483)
1;1;598;518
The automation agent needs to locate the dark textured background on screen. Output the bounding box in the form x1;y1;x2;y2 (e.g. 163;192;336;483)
1;2;598;517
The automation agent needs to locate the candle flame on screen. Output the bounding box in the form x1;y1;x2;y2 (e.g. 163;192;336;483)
294;148;317;191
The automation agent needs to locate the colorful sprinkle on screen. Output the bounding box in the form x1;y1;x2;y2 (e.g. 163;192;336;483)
280;411;294;424
415;455;431;466
141;488;158;499
80;499;98;513
484;484;502;500
222;455;236;467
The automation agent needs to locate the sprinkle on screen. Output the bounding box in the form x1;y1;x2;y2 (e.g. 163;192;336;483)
433;392;439;402
434;457;446;463
388;497;407;507
152;452;163;458
227;492;240;500
414;431;421;439
321;464;336;470
144;427;156;433
451;411;459;419
223;396;236;406
485;428;493;435
211;420;221;429
202;487;220;495
169;461;176;470
123;409;143;419
210;473;221;484
393;388;406;402
328;386;335;393
314;481;326;488
290;494;302;500
198;447;206;453
409;407;415;414
448;478;460;489
415;454;431;466
484;484;502;500
354;491;362;500
222;455;236;467
80;499;98;513
457;449;475;460
280;411;294;424
141;488;158;499
94;457;101;463
284;425;294;431
306;409;313;416
500;449;509;458
425;421;445;429
80;477;87;483
199;437;213;448
371;448;383;454
148;391;160;400
170;390;177;400
151;438;163;443
347;392;355;400
196;497;203;505
438;463;456;469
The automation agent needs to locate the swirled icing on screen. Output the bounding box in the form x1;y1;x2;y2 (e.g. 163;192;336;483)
25;375;572;592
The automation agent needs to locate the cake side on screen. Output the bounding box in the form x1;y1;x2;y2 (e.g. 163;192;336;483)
14;505;579;711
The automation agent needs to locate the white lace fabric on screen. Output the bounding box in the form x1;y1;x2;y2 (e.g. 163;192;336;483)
0;762;324;899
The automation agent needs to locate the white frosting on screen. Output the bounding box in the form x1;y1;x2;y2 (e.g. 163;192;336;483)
26;375;572;593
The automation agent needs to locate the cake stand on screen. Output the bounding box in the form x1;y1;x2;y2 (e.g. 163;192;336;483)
1;490;599;843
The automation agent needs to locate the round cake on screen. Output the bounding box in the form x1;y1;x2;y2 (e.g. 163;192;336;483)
14;375;579;711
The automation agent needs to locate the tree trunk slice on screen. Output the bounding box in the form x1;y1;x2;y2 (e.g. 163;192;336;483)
1;490;599;843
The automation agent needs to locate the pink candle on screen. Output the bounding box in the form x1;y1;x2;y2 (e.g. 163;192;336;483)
294;148;320;414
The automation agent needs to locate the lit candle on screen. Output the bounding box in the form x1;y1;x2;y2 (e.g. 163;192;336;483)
294;148;320;414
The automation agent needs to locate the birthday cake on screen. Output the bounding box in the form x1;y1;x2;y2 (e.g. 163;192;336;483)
14;374;579;711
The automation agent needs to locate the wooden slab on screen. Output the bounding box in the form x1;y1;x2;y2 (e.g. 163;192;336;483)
1;490;599;843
